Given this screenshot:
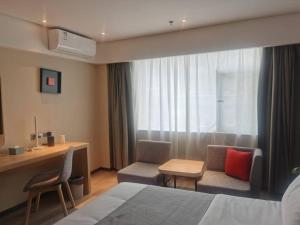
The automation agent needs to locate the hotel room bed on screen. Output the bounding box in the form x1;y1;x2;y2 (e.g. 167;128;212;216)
54;182;284;225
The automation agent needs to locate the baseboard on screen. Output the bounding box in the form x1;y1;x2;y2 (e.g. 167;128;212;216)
91;167;116;174
0;201;27;217
0;192;55;217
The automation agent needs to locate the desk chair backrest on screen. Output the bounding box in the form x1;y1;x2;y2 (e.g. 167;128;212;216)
59;148;74;183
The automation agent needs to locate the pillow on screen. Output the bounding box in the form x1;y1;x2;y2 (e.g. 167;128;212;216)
225;148;252;181
282;175;300;225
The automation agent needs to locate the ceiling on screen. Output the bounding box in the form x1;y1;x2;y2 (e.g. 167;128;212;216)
0;0;299;42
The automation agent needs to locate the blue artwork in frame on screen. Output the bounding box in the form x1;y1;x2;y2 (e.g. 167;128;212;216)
40;68;61;94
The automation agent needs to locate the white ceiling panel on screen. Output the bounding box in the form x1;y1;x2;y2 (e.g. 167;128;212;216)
0;0;299;42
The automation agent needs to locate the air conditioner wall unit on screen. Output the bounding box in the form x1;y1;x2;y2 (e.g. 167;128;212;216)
48;29;96;57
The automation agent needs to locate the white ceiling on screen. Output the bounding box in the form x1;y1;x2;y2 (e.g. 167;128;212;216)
0;0;299;42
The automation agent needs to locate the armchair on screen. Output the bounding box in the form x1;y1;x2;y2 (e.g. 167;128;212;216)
197;145;262;197
117;140;171;185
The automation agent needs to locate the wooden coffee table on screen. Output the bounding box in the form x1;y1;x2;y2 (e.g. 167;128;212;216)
158;159;204;191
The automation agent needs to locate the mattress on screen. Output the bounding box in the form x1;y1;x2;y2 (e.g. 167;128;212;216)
54;182;282;225
199;194;282;225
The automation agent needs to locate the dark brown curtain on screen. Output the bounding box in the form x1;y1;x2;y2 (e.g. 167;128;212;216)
258;44;300;193
108;62;135;170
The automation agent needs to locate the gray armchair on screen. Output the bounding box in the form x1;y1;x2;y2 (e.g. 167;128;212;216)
197;145;262;197
117;140;171;185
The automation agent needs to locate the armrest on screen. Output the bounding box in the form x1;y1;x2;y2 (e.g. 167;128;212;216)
249;148;263;196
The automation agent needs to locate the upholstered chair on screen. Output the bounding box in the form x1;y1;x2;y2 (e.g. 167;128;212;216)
117;140;171;185
197;145;262;197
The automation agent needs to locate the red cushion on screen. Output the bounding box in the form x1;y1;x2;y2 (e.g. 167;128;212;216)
225;148;253;181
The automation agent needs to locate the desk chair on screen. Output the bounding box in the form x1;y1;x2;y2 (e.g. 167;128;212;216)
23;148;75;225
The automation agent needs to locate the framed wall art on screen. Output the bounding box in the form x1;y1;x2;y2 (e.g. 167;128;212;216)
40;68;61;94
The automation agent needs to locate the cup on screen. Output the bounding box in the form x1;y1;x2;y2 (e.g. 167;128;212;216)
57;135;66;144
47;136;55;147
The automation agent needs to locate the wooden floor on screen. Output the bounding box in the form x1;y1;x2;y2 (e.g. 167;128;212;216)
0;170;118;225
0;169;196;225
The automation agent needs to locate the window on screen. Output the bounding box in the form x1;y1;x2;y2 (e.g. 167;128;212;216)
132;48;262;135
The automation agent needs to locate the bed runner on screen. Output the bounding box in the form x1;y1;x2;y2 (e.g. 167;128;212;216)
96;185;214;225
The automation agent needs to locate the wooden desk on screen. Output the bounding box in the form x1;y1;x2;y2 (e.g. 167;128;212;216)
159;159;204;191
0;142;91;212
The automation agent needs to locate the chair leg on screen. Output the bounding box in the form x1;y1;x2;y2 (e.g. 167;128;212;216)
35;192;41;212
24;191;33;225
64;182;76;208
57;184;68;216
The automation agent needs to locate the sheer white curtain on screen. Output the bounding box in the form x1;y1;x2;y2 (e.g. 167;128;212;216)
132;48;262;159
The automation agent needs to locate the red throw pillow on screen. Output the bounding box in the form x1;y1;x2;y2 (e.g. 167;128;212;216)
225;148;253;181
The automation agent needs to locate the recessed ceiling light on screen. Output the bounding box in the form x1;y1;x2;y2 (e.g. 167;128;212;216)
101;32;106;36
42;19;47;23
181;18;187;23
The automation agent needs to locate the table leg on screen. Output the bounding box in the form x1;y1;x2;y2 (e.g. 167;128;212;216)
72;147;91;195
162;175;167;187
174;176;177;188
195;178;198;191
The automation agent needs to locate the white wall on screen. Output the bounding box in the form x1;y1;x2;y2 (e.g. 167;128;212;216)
0;13;97;63
95;13;300;63
0;47;104;170
0;14;113;171
95;64;111;169
0;47;108;211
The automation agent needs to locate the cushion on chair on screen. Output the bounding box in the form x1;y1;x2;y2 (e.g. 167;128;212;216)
281;175;300;225
23;170;60;192
197;170;251;197
117;162;163;185
206;146;227;171
136;140;171;164
225;148;253;181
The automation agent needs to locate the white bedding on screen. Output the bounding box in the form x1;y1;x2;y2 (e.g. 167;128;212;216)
54;182;282;225
198;194;282;225
55;183;146;225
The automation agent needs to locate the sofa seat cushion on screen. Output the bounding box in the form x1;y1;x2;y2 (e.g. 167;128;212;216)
197;170;251;197
117;162;163;185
